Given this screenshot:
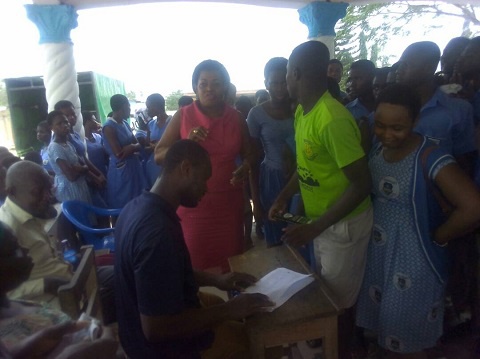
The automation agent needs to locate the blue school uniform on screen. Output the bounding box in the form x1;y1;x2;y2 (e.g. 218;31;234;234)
356;137;455;353
103;118;146;208
144;117;171;188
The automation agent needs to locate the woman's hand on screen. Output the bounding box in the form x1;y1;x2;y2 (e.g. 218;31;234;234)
73;164;89;175
118;144;140;160
87;172;106;189
189;126;208;142
230;162;250;185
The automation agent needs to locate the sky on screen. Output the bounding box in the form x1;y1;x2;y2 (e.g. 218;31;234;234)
0;0;468;101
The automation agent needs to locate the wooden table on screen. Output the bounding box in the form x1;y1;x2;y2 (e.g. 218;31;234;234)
229;245;341;359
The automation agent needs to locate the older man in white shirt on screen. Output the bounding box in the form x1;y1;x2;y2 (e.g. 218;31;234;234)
0;161;115;323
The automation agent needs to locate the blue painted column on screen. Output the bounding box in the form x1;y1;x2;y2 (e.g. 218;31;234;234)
298;1;349;58
25;4;84;137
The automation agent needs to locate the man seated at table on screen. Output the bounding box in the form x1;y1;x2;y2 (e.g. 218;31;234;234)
114;139;273;359
0;160;116;324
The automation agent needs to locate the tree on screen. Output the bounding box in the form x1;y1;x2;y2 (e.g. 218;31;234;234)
165;90;184;111
125;90;137;101
334;2;480;86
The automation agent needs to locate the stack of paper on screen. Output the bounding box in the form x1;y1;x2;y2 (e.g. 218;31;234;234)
245;267;314;311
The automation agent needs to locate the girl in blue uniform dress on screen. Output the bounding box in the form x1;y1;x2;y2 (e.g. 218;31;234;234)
102;94;146;208
356;84;480;357
144;93;172;188
47;111;91;203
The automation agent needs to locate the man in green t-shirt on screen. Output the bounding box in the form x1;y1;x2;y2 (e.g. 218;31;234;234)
269;41;373;311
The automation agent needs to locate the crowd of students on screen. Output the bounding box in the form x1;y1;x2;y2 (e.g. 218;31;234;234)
1;35;480;358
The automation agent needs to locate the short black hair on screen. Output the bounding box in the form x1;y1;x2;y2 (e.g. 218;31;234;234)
402;41;441;72
350;60;376;77
110;94;129;112
375;67;391;78
46;110;66;127
375;83;421;121
469;36;480;48
24;151;42;165
255;89;269;99
163;139;210;175
37;120;49;130
235;95;252;107
328;59;343;69
178;96;194;108
146;93;165;108
192;60;230;93
264;57;288;79
289;41;330;83
54;100;74;111
82;111;96;126
443;37;470;54
2;156;21;170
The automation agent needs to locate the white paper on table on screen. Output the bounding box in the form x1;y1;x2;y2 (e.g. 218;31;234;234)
244;267;314;311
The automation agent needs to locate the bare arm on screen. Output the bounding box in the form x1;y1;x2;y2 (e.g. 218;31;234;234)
56;158;88;182
230;114;256;184
102;126;122;159
433;162;480;245
84;157;103;178
248;138;264;218
154;110;182;165
239;114;255;168
358;117;372;156
268;171;300;220
103;125;140;160
281;156;372;247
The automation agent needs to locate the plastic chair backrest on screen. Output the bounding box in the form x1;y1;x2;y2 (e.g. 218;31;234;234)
63;200;95;228
61;201;120;251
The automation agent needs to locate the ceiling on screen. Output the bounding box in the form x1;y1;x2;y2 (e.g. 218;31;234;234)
33;0;475;10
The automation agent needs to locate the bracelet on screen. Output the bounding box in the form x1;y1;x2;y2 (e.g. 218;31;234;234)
433;240;448;247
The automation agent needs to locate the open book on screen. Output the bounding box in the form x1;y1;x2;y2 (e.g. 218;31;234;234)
244;267;314;311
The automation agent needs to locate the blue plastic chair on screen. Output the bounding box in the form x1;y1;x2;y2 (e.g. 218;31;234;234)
61;200;121;251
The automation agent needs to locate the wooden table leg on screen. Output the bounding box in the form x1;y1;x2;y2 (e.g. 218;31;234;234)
321;315;338;359
249;328;266;359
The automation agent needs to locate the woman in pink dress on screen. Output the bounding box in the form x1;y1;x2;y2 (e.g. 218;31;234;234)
155;60;254;272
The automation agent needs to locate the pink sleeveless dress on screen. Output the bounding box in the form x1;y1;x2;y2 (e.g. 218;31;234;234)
179;102;244;272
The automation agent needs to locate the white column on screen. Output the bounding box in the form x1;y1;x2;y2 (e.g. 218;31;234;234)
25;3;84;138
298;1;349;59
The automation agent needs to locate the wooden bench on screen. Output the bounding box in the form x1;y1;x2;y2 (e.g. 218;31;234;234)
229;245;341;359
